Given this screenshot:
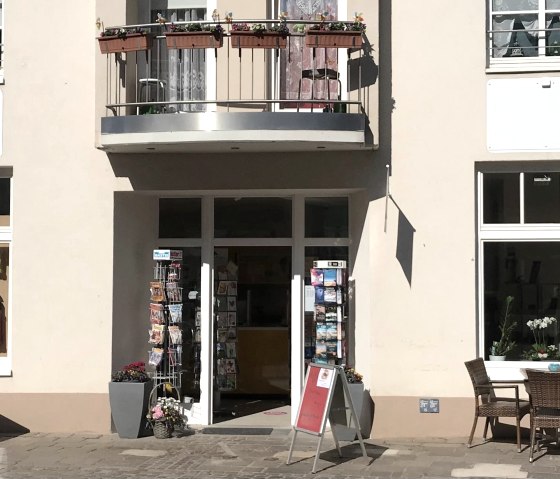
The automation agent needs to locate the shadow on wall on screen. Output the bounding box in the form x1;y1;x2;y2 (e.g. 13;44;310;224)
348;37;378;91
396;205;415;287
0;415;30;435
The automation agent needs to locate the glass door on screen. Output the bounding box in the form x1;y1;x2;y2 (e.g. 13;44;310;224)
213;246;291;421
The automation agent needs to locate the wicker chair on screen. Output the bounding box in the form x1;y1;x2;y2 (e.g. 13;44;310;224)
465;358;530;452
525;368;560;462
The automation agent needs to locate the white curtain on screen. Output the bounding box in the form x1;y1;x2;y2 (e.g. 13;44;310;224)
168;9;206;112
491;0;554;57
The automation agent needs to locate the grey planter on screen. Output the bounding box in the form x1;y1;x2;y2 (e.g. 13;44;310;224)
332;382;371;441
109;380;154;438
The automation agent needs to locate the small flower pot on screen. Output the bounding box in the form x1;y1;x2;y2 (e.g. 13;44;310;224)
305;30;362;49
98;33;152;54
153;421;173;439
165;31;223;50
489;355;506;361
230;32;288;49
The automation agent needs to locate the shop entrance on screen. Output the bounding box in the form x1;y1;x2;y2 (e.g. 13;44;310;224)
212;246;291;423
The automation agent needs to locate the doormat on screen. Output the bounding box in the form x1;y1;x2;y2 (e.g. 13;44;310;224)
201;427;273;435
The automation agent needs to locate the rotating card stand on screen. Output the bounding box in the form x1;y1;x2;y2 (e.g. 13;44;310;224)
150;250;184;395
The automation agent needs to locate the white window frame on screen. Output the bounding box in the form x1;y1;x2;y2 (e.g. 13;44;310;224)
478;170;560;377
488;0;560;72
0;176;13;376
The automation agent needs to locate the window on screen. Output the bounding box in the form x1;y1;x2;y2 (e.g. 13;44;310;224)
0;177;11;375
305;197;348;238
159;198;202;238
479;170;560;361
214;198;292;238
489;0;560;65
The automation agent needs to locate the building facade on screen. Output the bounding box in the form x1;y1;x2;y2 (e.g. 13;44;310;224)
0;0;559;438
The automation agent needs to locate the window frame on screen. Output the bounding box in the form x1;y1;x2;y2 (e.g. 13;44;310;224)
478;170;560;365
487;0;560;72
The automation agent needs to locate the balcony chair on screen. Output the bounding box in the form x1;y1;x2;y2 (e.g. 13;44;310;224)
297;68;341;112
138;78;167;114
525;368;560;462
464;358;530;452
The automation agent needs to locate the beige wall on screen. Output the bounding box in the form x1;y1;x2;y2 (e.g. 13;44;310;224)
6;0;551;439
0;0;130;433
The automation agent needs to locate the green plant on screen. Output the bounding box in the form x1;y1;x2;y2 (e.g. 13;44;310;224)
169;22;224;38
489;296;516;357
327;21;346;31
344;366;363;384
146;397;185;427
111;361;150;382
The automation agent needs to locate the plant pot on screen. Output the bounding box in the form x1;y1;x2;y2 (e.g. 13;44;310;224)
165;31;223;49
153;421;173;439
333;102;347;113
331;382;371;441
305;30;362;49
489;355;506;361
230;32;288;49
98;33;152;54
108;380;153;438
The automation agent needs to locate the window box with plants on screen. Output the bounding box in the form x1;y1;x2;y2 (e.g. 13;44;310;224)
98;27;152;54
165;23;224;49
305;14;366;49
230;22;290;49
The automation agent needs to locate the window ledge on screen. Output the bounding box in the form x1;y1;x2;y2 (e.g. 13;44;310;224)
487;59;560;74
486;360;556;381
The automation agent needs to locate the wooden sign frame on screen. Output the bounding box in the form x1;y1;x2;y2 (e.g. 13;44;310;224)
287;363;367;473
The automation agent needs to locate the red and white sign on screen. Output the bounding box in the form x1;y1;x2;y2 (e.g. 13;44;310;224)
295;364;335;434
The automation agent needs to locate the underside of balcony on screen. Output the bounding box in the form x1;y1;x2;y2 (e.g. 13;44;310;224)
100;111;370;153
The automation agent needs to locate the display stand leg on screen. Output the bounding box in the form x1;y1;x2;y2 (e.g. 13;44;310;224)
286;429;298;465
331;426;343;457
312;433;325;474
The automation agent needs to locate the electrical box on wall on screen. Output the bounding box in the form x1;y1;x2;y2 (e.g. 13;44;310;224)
419;398;440;413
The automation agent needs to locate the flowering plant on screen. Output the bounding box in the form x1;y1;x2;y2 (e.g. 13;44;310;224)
232;23;251;32
111;361;150;382
344;366;363;384
100;27;147;38
169;23;224;38
146;397;185;427
523;316;560;360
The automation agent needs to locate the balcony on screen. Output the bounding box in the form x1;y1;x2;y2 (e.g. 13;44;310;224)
98;19;374;153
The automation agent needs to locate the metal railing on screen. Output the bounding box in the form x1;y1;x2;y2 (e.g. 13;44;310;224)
101;19;369;118
487;26;560;59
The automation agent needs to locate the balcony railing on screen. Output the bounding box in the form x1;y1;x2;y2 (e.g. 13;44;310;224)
98;19;374;152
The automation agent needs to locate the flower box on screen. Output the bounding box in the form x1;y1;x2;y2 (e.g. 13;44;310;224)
230;31;287;49
165;31;223;50
98;33;152;54
305;30;362;49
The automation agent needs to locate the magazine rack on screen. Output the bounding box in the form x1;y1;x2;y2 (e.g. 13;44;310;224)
148;249;184;395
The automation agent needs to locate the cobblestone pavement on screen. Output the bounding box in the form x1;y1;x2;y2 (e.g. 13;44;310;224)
1;428;560;479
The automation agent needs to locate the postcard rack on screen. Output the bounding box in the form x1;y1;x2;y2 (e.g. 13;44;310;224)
310;260;348;365
148;249;184;393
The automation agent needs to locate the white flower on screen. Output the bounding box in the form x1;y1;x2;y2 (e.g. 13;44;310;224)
527;320;534;328
538;353;549;358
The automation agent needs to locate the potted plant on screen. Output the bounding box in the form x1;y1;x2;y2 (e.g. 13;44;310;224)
488;295;516;360
146;397;185;439
523;316;560;360
109;361;153;438
165;23;224;49
305;13;365;49
98;27;152;54
230;21;289;49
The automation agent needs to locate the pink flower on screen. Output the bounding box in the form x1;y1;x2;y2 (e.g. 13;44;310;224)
151;405;164;420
